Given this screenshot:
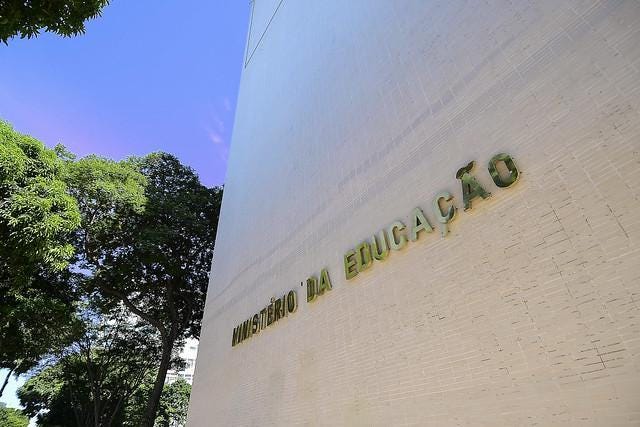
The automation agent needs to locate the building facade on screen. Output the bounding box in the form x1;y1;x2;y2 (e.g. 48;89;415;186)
188;1;640;425
166;338;198;385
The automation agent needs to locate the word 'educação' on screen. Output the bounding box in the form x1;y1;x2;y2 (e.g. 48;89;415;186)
343;153;520;281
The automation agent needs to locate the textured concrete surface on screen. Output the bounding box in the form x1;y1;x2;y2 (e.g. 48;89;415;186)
188;1;640;425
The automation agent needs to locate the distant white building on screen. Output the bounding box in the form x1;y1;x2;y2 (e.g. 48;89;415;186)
165;338;198;385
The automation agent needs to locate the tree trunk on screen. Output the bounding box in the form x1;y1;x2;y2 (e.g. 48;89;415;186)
0;366;15;398
84;356;102;427
67;387;83;427
140;337;174;427
107;394;126;427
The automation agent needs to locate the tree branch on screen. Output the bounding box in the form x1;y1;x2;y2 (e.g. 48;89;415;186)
0;366;15;398
97;284;167;337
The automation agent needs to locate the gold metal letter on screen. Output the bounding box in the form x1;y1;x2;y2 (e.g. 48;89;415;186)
232;325;240;346
371;230;389;261
287;290;298;313
318;268;332;295
260;308;267;329
247;319;254;339
409;207;433;241
488;153;519;188
387;221;408;250
274;298;282;322
433;191;456;237
355;241;373;271
306;276;318;302
280;295;287;318
238;322;247;342
456;161;490;210
344;250;358;280
267;299;275;325
252;314;260;334
242;320;249;340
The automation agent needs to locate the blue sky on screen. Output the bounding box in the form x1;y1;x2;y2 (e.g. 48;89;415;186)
0;0;250;187
0;1;250;409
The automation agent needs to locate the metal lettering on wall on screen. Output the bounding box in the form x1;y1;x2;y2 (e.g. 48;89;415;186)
231;153;520;347
231;290;298;346
343;153;519;280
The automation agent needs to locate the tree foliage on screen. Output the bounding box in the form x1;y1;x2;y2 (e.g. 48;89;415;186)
0;0;110;44
18;310;162;426
1;120;221;424
0;268;82;390
0;406;29;427
62;153;147;273
0;121;81;386
0;120;80;285
68;152;221;426
155;379;191;427
121;377;191;427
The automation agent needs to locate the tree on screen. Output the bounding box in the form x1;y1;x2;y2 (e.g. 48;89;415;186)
0;0;110;44
0;120;80;287
0;406;29;427
0;120;81;394
67;152;222;426
18;309;162;426
17;314;192;427
0;268;82;397
155;379;191;427
1;121;219;424
122;376;191;427
16;363;70;425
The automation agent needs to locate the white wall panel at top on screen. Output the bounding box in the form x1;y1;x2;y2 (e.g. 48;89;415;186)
244;0;283;67
189;1;640;425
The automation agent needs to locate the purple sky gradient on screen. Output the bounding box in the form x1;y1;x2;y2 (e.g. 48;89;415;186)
0;1;250;187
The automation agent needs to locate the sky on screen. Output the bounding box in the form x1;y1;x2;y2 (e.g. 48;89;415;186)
0;1;250;410
0;0;250;187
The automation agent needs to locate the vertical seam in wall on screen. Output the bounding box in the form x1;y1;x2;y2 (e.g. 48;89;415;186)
244;0;286;68
244;1;256;67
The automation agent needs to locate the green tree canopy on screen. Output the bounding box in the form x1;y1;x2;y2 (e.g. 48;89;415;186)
1;120;221;424
0;120;80;286
122;376;191;427
0;0;110;44
68;152;221;426
62;153;147;272
0;406;29;427
155;379;191;427
18;309;162;426
0;268;82;394
0;120;82;390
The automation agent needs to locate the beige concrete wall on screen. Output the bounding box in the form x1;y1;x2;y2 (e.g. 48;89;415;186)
188;1;640;425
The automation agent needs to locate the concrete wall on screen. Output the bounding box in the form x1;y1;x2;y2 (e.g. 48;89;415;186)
188;1;640;425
